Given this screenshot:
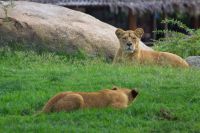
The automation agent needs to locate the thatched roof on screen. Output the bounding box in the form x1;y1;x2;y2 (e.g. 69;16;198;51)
2;0;200;15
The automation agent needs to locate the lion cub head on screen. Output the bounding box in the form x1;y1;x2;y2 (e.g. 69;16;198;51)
111;86;139;105
120;88;139;105
115;28;144;53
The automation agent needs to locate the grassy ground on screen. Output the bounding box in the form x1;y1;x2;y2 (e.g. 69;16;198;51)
0;47;200;133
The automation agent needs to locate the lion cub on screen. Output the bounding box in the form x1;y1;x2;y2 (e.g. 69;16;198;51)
113;28;189;68
34;87;139;116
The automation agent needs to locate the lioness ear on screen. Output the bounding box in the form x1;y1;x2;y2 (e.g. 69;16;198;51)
111;86;119;90
115;29;125;38
131;88;139;98
134;28;144;38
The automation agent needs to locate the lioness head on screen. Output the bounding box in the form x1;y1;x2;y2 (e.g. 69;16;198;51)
115;28;144;53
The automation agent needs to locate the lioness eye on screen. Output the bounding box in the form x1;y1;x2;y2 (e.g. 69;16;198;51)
133;38;136;40
123;38;127;41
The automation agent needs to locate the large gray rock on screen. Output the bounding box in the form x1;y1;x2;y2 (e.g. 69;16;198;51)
185;56;200;69
0;1;153;59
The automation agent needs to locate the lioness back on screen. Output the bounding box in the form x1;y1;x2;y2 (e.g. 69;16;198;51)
113;28;189;68
140;50;189;68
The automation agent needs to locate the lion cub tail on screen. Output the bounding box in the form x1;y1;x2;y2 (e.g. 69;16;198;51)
32;113;40;117
33;92;68;117
32;106;51;117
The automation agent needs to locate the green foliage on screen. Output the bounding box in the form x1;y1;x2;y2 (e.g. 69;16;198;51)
0;47;200;132
152;19;200;58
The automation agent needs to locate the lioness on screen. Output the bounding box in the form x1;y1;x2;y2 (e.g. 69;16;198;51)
113;28;189;68
34;87;139;117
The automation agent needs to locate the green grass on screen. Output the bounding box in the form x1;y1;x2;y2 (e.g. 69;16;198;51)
0;47;200;133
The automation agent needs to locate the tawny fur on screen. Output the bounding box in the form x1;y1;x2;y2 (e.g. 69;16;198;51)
113;28;189;68
34;87;139;117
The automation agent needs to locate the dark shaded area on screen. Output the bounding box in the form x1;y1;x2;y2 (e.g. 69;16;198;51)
157;109;179;121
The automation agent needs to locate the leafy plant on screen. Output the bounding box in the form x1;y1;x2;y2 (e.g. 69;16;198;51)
152;19;200;58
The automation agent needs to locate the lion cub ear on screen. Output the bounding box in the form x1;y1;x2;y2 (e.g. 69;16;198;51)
134;28;144;38
115;29;125;38
111;86;119;90
131;88;139;98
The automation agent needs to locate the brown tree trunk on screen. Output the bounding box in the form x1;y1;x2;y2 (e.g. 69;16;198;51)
192;16;199;30
163;10;168;38
129;9;137;30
